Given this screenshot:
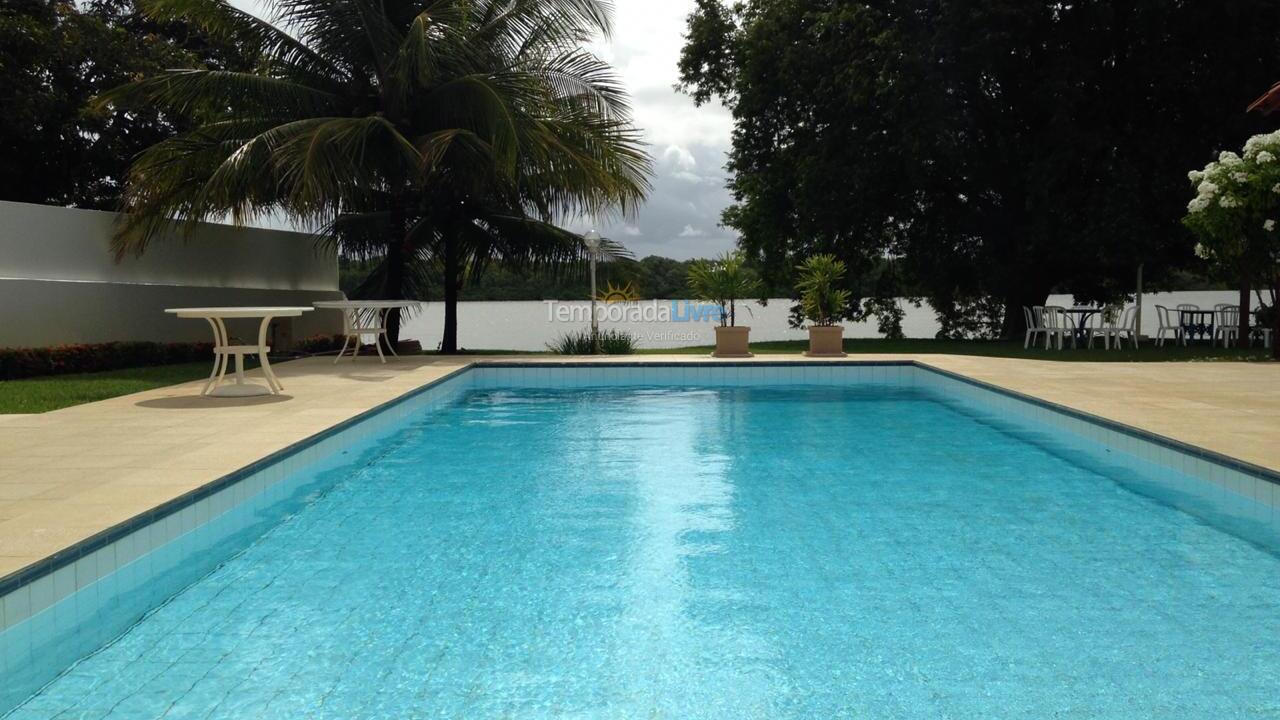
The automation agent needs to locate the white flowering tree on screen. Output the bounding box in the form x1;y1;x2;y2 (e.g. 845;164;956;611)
1183;132;1280;357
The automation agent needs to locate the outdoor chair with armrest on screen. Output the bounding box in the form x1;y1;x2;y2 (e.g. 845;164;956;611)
1154;305;1181;347
1041;306;1073;350
1023;306;1048;350
1087;305;1125;350
1214;305;1241;348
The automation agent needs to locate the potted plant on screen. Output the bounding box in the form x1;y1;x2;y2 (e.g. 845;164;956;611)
795;254;852;356
688;251;762;357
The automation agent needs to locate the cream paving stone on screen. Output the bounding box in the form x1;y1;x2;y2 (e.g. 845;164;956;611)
0;483;64;502
0;556;40;579
0;353;1277;587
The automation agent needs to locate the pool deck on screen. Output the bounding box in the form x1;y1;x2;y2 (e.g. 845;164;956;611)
1;354;1278;584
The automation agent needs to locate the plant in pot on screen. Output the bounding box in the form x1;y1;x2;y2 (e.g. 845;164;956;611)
688;251;761;357
795;254;852;357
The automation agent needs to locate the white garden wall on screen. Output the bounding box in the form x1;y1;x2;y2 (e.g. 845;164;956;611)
0;201;343;348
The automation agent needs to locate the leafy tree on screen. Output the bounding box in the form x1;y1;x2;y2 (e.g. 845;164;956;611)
100;0;650;351
680;0;1280;338
1183;134;1280;358
0;0;248;209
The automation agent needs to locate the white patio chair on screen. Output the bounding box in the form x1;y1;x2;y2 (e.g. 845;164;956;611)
1023;306;1048;349
1153;305;1181;347
1087;305;1125;350
1041;306;1073;349
1115;305;1140;348
335;307;389;364
1214;305;1241;348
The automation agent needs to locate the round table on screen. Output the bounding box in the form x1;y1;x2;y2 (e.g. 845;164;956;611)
1061;307;1102;347
165;307;313;397
313;300;421;363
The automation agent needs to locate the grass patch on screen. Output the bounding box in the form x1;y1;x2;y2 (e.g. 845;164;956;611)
0;362;214;414
642;338;1272;361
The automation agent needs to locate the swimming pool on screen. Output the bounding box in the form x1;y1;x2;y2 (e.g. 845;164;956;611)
2;363;1278;718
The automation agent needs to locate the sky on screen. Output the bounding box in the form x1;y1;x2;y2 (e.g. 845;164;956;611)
233;0;738;260
576;1;738;260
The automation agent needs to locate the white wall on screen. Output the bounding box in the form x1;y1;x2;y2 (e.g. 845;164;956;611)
0;201;343;347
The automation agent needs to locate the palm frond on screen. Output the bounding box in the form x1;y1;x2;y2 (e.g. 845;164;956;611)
139;0;347;85
95;70;339;118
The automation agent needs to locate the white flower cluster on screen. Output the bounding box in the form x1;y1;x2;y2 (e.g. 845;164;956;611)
1267;219;1277;232
1194;242;1212;259
1187;131;1280;217
1244;129;1280;158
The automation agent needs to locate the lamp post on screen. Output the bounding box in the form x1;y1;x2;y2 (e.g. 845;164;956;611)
583;230;603;353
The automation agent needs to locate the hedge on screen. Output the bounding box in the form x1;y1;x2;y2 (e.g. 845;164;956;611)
0;341;215;381
0;335;349;381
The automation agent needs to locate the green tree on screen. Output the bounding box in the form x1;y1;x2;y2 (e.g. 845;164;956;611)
679;0;1280;338
0;0;248;209
1183;134;1280;358
100;0;650;351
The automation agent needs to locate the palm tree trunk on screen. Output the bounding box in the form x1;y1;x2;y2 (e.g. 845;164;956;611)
385;237;405;347
441;232;460;354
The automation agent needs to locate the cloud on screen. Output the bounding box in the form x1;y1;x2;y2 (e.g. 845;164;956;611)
233;0;736;261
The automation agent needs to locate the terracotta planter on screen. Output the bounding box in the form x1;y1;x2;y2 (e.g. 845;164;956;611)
805;325;846;357
713;325;753;358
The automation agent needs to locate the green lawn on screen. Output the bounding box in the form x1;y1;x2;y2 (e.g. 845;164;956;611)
0;362;213;414
642;337;1273;362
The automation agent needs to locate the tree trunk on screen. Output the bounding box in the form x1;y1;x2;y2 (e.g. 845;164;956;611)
1271;281;1280;361
1238;278;1251;347
385;237;405;347
441;232;460;354
1000;283;1052;340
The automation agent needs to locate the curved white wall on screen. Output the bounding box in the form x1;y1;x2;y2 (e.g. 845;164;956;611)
0;201;343;347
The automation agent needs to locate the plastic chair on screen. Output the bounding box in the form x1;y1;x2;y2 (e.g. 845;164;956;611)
334;307;394;364
1087;305;1125;350
1023;306;1048;349
1214;305;1241;348
1153;305;1181;347
1041;306;1073;349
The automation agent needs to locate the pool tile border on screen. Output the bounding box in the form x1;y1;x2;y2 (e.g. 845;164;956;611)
913;362;1280;490
0;363;475;603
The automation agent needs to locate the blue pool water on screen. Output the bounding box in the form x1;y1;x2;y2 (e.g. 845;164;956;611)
8;383;1280;718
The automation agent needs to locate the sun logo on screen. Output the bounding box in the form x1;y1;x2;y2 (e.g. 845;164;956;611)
597;281;641;303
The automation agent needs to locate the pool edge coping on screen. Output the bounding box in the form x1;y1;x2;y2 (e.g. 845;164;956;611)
2;356;1276;600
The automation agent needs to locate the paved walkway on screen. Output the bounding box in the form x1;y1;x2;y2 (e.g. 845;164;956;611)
1;354;1277;582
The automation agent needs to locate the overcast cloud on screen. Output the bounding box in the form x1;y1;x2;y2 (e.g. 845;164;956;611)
576;1;738;259
235;0;737;260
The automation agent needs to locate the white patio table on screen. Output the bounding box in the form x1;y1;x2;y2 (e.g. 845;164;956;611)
313;300;421;363
165;307;313;397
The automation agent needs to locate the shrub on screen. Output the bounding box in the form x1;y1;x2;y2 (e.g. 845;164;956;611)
0;341;214;381
293;334;348;355
686;251;761;327
546;329;637;355
795;254;852;326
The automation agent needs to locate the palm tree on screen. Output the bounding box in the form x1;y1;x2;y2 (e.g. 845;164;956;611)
99;0;651;351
